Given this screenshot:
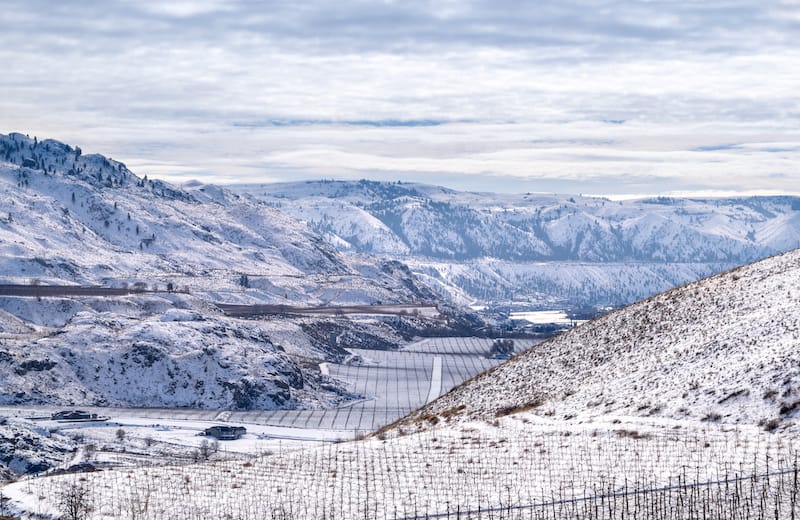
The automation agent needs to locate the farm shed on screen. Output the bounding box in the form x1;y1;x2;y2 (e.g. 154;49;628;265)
204;425;247;440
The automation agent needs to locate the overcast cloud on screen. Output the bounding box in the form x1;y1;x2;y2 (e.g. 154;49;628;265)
1;0;798;195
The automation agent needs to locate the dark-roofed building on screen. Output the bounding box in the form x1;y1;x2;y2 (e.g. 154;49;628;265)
204;425;246;440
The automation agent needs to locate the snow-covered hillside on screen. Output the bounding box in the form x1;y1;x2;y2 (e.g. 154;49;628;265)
0;296;357;410
0;418;75;479
1;135;417;299
6;232;800;519
398;248;800;433
0;133;455;419
236;180;800;306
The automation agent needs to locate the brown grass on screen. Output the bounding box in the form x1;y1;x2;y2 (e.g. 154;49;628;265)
494;400;544;418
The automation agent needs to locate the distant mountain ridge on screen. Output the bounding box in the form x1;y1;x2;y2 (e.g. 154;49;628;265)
235;180;800;306
239;179;800;262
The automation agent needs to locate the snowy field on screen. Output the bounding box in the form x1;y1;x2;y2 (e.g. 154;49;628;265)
6;336;793;519
4;415;797;519
0;338;538;468
509;310;587;326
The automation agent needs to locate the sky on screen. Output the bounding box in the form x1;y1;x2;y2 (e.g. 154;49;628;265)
1;0;798;196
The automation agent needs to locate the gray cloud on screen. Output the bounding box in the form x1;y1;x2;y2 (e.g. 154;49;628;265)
3;1;789;59
0;0;798;195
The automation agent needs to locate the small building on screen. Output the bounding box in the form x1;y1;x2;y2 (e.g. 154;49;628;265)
204;425;246;440
51;410;100;421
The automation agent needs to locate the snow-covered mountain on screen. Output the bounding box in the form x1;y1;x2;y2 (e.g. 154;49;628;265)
0;133;451;414
235;180;800;307
1;136;418;298
397;247;800;433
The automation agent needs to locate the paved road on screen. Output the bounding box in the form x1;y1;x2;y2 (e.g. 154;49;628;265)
0;284;439;319
216;302;440;318
0;285;146;297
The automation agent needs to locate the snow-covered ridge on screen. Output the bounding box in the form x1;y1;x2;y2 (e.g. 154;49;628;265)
237;180;800;263
0;134;440;303
398;248;800;432
0;133;345;286
0;133;455;429
235;180;800;306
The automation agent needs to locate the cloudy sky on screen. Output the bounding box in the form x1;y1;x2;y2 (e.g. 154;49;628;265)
1;1;798;196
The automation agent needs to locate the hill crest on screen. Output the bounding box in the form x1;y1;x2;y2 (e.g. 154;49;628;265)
394;248;800;433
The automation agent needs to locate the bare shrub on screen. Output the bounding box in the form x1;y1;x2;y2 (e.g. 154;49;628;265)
57;480;93;520
495;400;544;418
761;418;781;432
125;479;151;519
198;439;212;460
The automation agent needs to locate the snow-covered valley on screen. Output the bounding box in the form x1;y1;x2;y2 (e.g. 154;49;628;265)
3;132;800;519
4;248;800;518
0;133;500;480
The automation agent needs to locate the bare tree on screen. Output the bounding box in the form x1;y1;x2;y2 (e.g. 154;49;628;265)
0;490;10;516
198;439;212;460
57;480;93;520
83;443;96;461
125;479;152;520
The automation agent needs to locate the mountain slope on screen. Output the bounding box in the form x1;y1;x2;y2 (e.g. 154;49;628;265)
0;418;75;479
398;248;800;432
2;135;352;290
7;249;800;517
0;133;451;414
0;134;443;305
236;180;800;307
